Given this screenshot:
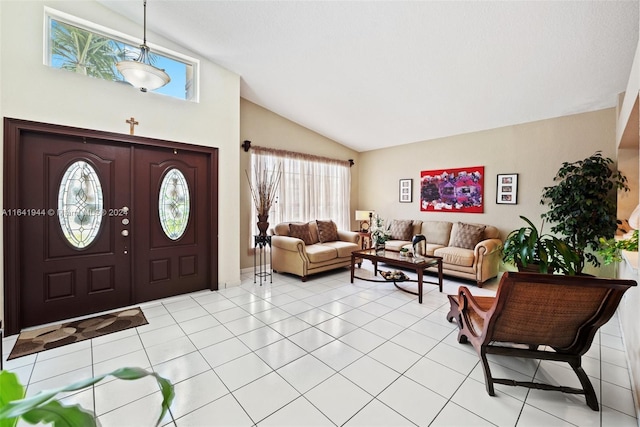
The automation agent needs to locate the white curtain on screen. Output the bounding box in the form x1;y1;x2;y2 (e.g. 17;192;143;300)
250;147;351;232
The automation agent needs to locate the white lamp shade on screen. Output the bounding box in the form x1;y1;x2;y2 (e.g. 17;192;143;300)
355;210;372;220
116;60;170;91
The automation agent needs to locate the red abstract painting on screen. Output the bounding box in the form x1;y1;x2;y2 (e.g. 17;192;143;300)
420;166;484;213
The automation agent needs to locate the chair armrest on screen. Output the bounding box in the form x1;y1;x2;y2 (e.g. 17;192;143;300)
458;286;493;321
337;230;360;244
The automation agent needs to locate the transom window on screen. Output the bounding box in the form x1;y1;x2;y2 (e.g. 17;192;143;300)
45;8;197;101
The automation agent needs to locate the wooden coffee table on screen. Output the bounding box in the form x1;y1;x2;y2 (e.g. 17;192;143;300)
350;248;443;303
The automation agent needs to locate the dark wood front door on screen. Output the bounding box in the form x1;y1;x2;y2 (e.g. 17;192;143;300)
4;118;218;335
133;147;211;302
19;133;132;328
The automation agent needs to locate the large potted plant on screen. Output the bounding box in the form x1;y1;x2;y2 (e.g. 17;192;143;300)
540;151;629;274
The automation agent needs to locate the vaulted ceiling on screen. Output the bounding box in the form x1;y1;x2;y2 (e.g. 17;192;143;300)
99;1;639;152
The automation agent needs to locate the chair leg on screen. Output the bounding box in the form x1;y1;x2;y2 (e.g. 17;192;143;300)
457;331;468;344
569;359;599;411
479;347;495;396
446;295;460;325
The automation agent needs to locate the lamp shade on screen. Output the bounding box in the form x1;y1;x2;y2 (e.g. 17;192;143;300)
355;210;371;221
116;59;170;92
115;1;170;93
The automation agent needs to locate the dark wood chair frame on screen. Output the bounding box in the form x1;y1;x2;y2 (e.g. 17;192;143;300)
447;272;636;411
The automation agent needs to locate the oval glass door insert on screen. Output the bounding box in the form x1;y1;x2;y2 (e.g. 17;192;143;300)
159;168;190;240
57;160;104;248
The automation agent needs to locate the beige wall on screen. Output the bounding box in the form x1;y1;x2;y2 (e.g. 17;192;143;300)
616;39;640;416
0;0;241;323
358;109;621;247
239;99;360;269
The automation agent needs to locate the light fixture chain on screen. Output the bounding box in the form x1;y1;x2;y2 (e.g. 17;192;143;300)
143;0;147;46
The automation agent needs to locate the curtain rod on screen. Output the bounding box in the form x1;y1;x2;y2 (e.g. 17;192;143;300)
242;140;354;167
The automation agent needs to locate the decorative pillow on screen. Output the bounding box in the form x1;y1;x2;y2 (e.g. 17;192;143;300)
316;219;339;243
388;220;413;240
289;223;314;245
451;222;486;250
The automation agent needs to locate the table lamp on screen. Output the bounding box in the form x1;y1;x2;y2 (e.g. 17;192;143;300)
355;210;373;232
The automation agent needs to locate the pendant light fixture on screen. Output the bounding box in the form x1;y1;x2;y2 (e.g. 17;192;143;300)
116;0;170;92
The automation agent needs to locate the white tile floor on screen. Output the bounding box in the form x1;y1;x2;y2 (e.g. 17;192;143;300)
2;264;638;427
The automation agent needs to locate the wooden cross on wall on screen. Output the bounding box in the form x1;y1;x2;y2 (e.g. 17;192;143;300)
126;117;139;135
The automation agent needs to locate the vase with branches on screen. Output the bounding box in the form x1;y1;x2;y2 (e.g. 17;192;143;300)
246;161;282;236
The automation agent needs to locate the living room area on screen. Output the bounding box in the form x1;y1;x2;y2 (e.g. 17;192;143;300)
236;76;640;426
1;0;640;425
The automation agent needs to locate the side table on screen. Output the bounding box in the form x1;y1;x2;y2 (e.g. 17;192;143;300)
254;235;272;286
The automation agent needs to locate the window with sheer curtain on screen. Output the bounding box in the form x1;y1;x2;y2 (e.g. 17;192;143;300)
249;147;351;233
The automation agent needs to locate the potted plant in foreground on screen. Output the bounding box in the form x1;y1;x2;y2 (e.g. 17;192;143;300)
0;367;174;427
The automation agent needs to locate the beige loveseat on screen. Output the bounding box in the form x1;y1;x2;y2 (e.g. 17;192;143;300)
271;220;360;281
383;220;502;286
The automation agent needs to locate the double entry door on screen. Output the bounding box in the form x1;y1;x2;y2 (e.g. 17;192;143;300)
4;119;218;334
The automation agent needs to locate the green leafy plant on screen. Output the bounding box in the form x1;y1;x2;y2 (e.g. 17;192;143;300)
546;236;582;276
502;216;582;275
540;151;629;274
0;367;174;427
502;216;554;273
597;230;639;265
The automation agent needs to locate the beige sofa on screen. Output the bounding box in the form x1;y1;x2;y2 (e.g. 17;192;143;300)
271;220;360;281
383;220;502;286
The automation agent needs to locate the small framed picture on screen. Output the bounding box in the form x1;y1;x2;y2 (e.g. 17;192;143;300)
399;179;412;203
496;173;518;204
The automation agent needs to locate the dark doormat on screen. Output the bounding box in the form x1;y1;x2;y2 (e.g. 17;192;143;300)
7;307;148;361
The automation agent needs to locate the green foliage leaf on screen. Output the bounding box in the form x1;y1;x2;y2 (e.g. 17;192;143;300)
502;216;547;267
597;230;639;265
20;401;95;427
0;367;174;427
0;372;24;407
0;371;23;427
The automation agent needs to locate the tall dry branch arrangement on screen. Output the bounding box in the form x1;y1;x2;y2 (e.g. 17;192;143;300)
246;162;282;215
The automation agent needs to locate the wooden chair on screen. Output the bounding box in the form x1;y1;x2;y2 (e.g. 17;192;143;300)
446;272;636;411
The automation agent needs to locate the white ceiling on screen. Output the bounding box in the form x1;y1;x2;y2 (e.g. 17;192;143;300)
98;1;639;153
